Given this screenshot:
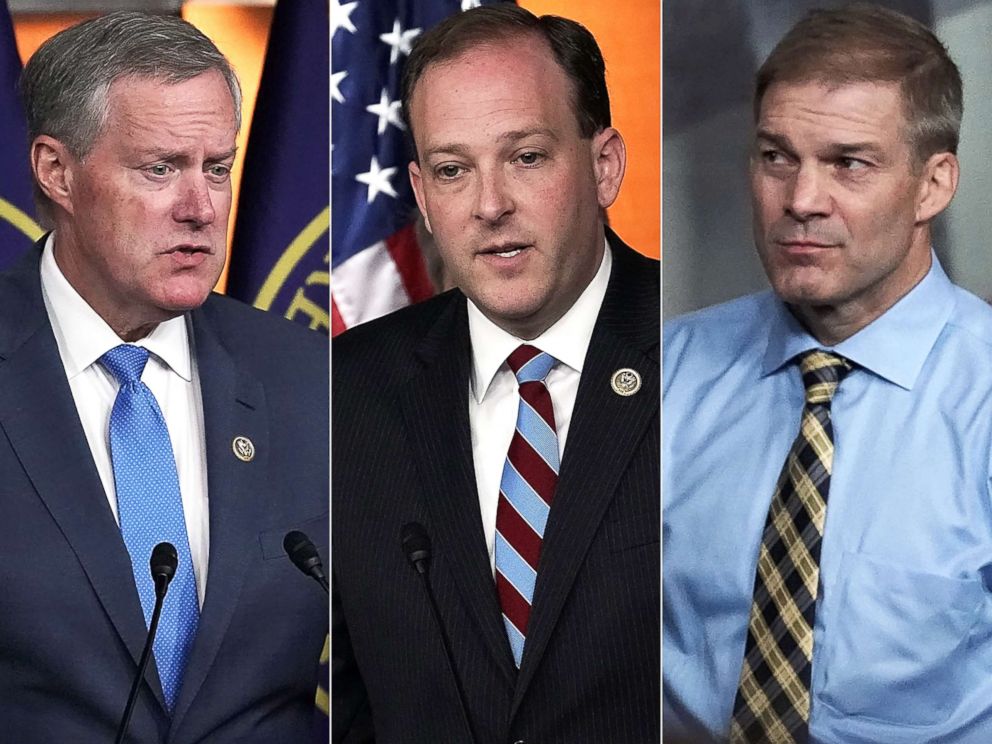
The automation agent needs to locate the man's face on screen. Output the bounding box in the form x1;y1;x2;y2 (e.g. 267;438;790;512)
751;80;935;326
408;35;623;340
55;70;237;339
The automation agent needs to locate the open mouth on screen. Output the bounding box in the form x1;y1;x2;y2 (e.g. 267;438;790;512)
480;243;530;259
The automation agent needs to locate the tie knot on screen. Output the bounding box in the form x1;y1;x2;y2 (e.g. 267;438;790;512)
507;344;556;383
100;344;150;386
800;350;851;405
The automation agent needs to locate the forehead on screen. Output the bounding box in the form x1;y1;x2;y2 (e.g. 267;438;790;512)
757;79;909;149
409;35;577;154
102;70;237;135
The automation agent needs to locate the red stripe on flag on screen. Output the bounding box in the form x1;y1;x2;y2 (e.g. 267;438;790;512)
331;295;347;337
495;571;531;636
385;223;434;303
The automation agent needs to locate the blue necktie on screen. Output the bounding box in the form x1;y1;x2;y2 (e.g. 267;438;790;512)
495;345;560;667
101;344;199;712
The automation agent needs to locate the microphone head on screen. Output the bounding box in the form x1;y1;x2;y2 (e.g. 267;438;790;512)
150;542;178;582
401;522;431;574
284;530;322;575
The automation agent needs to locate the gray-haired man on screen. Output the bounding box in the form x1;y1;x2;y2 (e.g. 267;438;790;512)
0;13;328;742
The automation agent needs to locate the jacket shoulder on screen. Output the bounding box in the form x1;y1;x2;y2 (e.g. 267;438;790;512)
333;290;463;372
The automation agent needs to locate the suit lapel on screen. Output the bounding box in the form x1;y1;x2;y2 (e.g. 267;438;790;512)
396;295;518;687
0;246;166;708
511;238;660;713
168;302;268;736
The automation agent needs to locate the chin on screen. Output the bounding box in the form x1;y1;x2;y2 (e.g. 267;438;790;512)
768;267;832;303
157;287;215;314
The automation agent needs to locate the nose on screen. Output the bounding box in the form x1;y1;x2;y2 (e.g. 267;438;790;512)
173;173;216;228
785;164;831;221
473;167;514;224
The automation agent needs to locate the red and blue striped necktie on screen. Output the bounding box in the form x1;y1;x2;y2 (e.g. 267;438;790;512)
494;344;559;668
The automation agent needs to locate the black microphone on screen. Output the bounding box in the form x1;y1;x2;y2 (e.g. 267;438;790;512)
115;542;178;744
401;521;431;575
400;523;477;744
284;530;329;594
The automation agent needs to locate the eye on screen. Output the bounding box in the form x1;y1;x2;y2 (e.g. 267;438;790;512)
146;163;172;177
514;151;544;166
837;157;869;171
207;163;232;181
760;149;786;165
434;164;464;181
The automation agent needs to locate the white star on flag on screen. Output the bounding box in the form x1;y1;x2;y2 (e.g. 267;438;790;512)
355;156;399;203
461;0;481;9
331;0;359;36
379;19;421;65
331;70;348;104
366;88;406;134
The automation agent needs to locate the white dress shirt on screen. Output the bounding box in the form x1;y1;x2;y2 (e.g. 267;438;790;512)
468;242;612;572
40;234;210;606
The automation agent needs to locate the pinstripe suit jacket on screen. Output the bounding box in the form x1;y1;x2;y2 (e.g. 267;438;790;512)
332;234;660;744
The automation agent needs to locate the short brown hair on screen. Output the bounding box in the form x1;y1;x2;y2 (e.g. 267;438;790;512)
755;3;962;161
401;4;610;160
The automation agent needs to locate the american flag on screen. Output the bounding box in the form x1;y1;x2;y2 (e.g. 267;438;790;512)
330;0;504;336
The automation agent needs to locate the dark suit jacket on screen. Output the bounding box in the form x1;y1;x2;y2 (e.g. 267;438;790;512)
332;234;660;743
0;243;329;743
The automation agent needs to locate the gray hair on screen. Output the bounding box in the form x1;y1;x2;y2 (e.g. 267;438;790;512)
20;11;242;158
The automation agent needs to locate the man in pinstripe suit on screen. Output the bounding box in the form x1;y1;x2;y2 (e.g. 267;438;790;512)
332;5;659;743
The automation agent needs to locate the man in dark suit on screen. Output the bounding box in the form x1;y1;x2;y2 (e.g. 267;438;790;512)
0;13;327;742
332;6;659;743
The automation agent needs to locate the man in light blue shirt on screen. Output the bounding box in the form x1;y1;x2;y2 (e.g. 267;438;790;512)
664;6;992;743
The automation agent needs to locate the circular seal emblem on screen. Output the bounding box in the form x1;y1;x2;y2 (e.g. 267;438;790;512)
611;368;641;397
232;436;255;462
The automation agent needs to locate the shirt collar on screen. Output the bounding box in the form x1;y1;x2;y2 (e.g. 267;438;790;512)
40;232;193;381
468;238;612;403
762;250;956;390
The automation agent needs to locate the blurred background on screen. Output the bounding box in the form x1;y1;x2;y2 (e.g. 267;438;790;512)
664;0;992;317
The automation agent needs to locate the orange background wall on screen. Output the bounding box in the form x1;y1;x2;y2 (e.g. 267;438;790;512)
10;5;273;291
520;0;660;259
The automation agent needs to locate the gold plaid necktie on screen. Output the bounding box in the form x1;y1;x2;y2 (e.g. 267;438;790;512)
730;350;852;744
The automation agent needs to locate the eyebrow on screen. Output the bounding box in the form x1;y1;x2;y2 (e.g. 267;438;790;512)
142;147;238;163
206;147;239;163
755;129;884;159
754;130;793;151
423;128;558;160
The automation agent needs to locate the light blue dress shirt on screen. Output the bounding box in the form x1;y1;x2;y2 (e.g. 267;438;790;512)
663;256;992;743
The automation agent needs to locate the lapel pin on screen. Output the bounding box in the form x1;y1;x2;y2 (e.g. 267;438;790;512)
232;436;255;462
611;368;641;397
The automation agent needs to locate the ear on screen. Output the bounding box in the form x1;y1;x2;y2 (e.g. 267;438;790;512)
591;127;626;209
31;135;76;216
916;151;959;223
408;159;432;233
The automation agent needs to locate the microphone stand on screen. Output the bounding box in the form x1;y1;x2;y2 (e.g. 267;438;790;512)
115;544;176;744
